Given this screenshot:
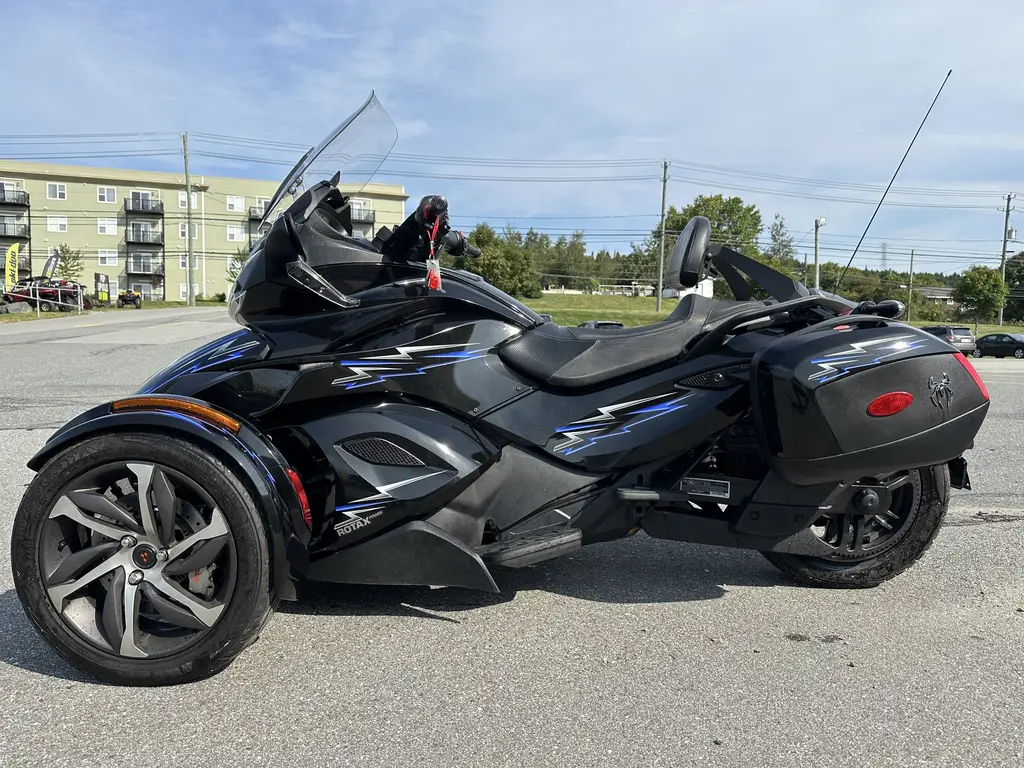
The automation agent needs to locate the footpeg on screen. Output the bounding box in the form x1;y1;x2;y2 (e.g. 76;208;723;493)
475;528;582;568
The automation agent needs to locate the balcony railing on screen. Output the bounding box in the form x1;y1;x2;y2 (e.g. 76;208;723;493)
125;229;164;245
125;198;165;215
0;189;29;206
350;208;375;224
248;206;266;220
126;261;164;276
0;222;29;238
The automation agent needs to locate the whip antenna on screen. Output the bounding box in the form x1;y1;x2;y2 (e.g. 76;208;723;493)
833;69;952;293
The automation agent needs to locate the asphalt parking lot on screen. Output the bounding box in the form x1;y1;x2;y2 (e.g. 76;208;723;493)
1;309;1021;768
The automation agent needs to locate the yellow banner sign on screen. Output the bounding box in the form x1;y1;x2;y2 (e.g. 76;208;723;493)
4;242;18;291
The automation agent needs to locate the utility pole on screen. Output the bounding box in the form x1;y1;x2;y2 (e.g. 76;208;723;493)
998;193;1013;326
907;248;915;322
182;132;195;307
813;216;826;289
656;160;669;312
803;252;808;283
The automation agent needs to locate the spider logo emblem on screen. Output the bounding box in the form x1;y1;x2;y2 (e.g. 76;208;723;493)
928;372;953;409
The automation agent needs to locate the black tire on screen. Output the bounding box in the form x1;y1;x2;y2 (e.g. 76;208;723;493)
134;299;142;309
972;348;982;358
1015;349;1024;360
762;464;949;588
116;299;124;308
10;432;274;686
39;301;53;312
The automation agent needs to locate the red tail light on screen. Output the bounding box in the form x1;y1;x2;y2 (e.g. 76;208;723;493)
953;352;989;401
867;391;914;417
285;467;312;528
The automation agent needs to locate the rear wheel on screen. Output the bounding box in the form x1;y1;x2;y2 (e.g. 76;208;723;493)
763;464;948;588
11;433;274;685
1015;348;1023;359
972;348;983;358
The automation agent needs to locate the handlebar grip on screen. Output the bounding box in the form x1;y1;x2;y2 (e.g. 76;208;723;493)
464;242;481;258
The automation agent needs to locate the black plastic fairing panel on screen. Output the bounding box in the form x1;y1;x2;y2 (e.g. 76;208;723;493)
426;444;603;544
277;318;532;417
304;520;500;593
481;354;749;472
295;402;500;555
136;328;271;395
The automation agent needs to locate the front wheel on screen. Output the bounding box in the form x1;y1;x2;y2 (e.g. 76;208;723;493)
763;464;949;588
1015;349;1023;359
10;432;274;685
972;348;983;358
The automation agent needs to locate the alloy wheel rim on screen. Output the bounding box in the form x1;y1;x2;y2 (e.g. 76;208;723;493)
39;461;237;660
807;471;920;565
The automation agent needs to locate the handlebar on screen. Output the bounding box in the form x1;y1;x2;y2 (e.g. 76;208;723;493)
441;229;481;258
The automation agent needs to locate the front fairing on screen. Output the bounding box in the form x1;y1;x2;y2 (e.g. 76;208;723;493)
136;328;271;395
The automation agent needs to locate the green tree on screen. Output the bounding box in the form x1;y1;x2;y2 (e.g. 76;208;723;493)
633;194;763;294
1001;251;1024;321
764;213;796;265
951;266;1008;332
227;245;250;284
53;243;84;282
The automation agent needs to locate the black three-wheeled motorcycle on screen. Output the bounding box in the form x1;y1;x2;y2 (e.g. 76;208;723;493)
10;93;990;685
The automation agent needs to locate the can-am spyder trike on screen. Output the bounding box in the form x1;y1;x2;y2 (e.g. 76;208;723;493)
10;93;990;686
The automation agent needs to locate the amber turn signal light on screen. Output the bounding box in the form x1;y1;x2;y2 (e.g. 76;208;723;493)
111;396;241;434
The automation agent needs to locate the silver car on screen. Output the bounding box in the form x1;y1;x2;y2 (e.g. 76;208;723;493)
920;324;976;353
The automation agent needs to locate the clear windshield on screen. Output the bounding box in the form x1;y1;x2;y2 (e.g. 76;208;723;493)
259;91;398;228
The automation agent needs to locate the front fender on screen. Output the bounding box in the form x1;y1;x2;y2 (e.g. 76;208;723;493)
27;398;307;601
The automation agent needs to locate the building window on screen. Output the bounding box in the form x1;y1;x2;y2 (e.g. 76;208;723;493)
129;254;154;274
226;195;245;212
178;254;198;270
254;197;270;215
178;283;200;300
227;225;246;242
97;186;117;203
97;249;119;267
47;216;68;233
179;222;198;240
46;182;67;200
178;191;197;209
97;218;118;235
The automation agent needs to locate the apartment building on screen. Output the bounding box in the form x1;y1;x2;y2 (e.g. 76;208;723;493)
0;160;408;301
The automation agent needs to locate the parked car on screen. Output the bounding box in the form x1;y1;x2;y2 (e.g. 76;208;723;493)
920;324;976;353
578;320;624;329
972;332;1024;359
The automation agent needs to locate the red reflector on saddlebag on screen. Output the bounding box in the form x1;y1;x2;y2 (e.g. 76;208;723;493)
953;352;989;401
867;391;914;417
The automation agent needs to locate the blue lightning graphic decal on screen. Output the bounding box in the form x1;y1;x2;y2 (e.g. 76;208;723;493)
807;335;929;384
552;392;695;455
332;346;488;389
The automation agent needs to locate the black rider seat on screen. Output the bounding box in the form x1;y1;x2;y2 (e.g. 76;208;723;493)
498;293;754;389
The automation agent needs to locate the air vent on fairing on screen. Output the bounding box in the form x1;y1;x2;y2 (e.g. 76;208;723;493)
341;437;425;466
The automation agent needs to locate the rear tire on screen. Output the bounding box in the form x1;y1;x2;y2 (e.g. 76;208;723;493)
763;464;949;588
1015;349;1023;360
972;348;982;358
11;432;274;686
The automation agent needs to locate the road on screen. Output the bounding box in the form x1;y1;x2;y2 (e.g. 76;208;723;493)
1;309;1021;768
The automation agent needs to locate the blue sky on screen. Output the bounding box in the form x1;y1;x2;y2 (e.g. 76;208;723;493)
4;0;1023;274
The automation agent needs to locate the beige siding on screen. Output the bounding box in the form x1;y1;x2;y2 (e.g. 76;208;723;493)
0;160;407;300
